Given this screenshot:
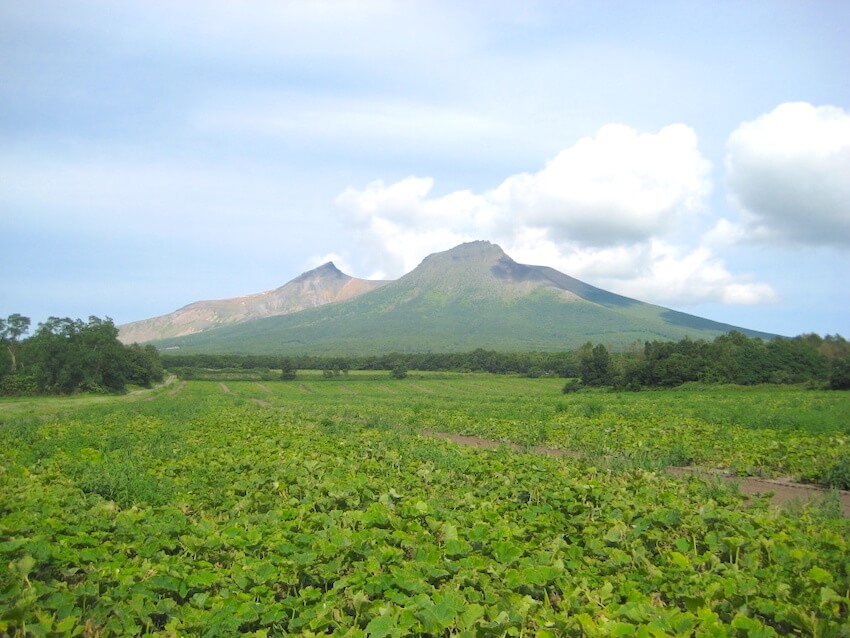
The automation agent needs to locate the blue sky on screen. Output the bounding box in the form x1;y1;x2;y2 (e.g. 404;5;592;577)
2;1;848;338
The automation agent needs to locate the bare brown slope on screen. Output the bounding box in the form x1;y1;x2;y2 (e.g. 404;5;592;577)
118;263;388;344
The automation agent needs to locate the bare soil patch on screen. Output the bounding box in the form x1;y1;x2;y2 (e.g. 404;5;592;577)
168;381;186;397
256;383;272;393
298;384;315;394
668;467;850;516
423;430;850;516
250;398;272;407
219;383;232;394
128;375;177;397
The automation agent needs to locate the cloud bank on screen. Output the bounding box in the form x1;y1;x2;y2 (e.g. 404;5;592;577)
726;102;850;246
336;122;776;305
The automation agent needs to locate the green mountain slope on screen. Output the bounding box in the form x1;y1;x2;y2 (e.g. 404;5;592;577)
154;241;776;354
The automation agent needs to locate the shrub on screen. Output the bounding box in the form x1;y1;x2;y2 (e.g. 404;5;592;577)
822;454;850;490
829;358;850;390
0;373;38;396
561;379;582;394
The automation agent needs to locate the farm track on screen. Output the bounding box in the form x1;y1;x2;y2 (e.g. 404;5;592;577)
127;374;177;396
423;430;850;516
167;380;186;396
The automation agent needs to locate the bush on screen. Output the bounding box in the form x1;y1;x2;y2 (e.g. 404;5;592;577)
0;374;38;396
829;358;850;390
822;454;850;490
280;358;297;381
391;365;408;380
561;379;582;394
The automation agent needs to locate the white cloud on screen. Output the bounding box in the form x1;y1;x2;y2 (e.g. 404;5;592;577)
335;123;775;306
335;175;501;277
703;218;748;248
494;123;713;246
507;237;777;306
726;102;850;247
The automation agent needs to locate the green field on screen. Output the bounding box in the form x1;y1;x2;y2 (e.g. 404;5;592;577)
2;377;849;636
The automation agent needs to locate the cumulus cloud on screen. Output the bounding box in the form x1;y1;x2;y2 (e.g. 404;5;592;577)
506;235;777;306
335;123;776;305
494;123;712;246
726;102;850;246
335;176;500;276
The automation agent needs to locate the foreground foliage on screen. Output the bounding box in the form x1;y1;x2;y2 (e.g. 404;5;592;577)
1;380;849;636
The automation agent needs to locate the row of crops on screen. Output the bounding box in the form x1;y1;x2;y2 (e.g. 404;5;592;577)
1;378;849;635
215;375;850;486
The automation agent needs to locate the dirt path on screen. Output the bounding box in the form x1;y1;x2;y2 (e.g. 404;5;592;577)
219;382;232;394
422;430;850;516
127;375;177;396
167;380;186;396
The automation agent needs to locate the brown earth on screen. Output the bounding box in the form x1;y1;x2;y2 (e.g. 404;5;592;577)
168;381;186;396
422;430;850;517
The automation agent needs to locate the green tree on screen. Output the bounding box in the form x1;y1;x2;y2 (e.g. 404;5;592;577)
280;358;297;381
580;344;614;386
23;316;130;394
0;313;31;372
125;343;165;387
830;358;850;390
391;364;408;380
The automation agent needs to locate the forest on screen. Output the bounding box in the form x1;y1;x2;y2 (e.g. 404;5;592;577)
0;314;163;395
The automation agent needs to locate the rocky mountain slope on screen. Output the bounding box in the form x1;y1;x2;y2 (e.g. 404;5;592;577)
118;263;388;344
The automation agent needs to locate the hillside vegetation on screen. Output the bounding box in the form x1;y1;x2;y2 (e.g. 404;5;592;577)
151;242;775;355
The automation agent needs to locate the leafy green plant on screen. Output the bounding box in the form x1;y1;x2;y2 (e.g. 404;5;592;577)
1;378;849;637
561;378;582;393
821;453;850;489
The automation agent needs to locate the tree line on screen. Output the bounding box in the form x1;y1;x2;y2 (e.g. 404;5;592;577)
575;332;850;391
4;311;848;395
0;314;163;395
162;349;582;379
163;333;850;390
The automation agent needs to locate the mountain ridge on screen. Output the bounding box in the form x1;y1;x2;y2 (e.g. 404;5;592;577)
143;241;776;354
118;262;389;344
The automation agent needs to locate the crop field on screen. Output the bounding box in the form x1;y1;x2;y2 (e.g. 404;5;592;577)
1;376;849;636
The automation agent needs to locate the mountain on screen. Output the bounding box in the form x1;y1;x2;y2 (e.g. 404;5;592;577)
147;241;776;354
118;263;389;344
